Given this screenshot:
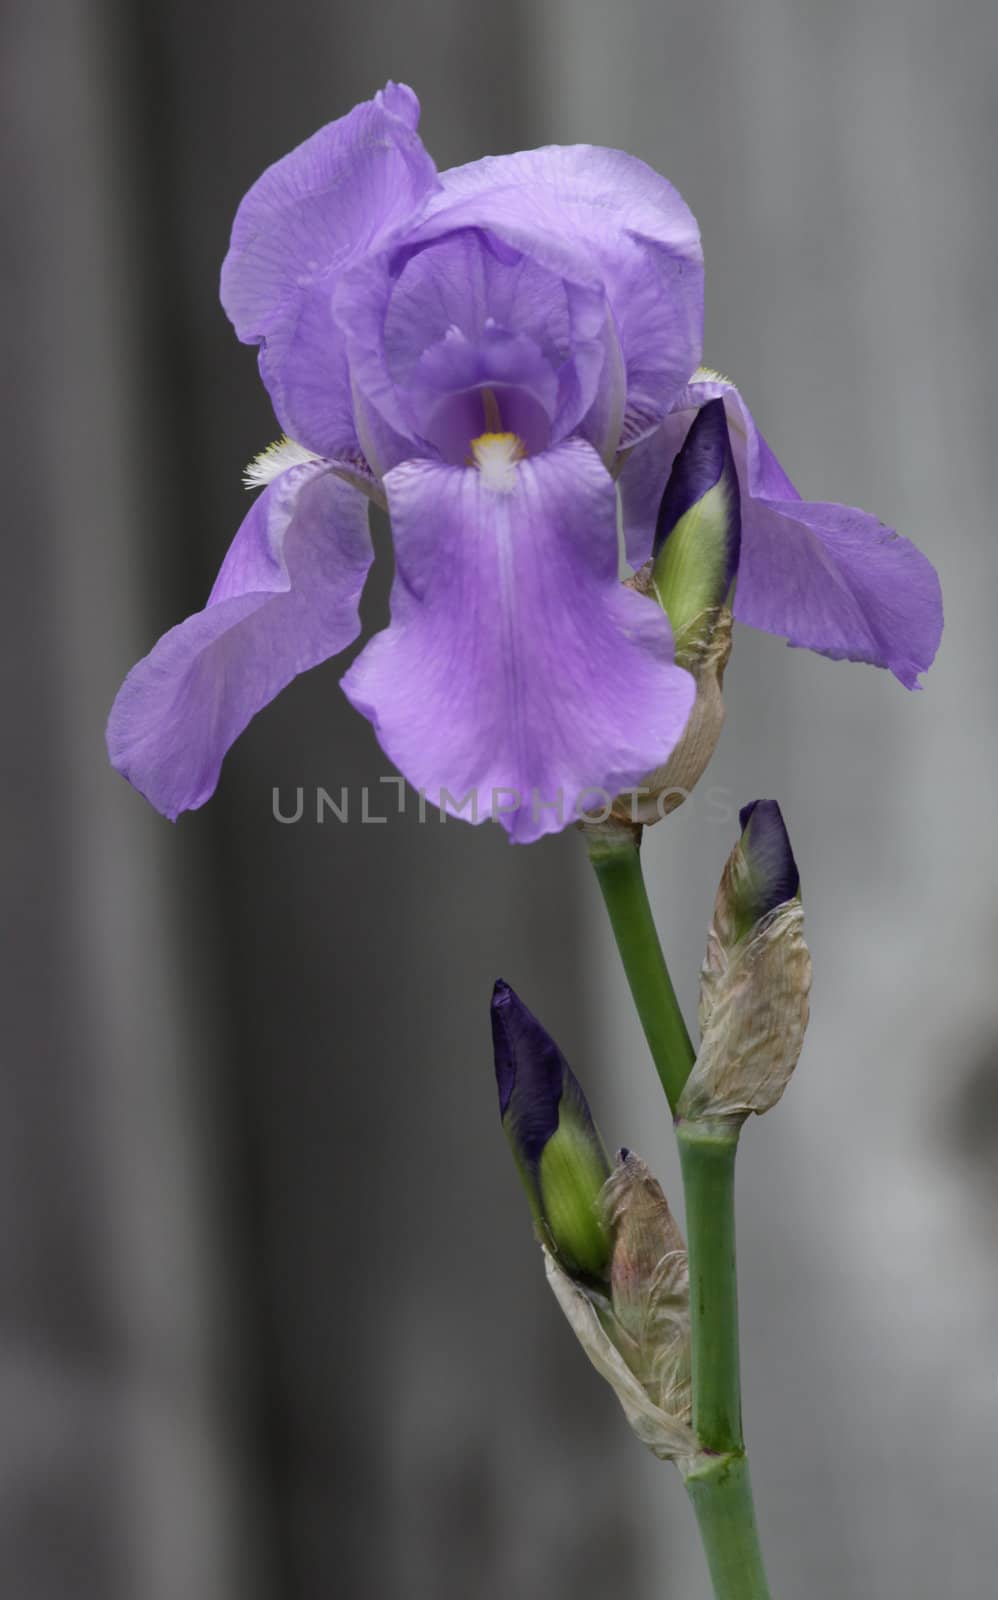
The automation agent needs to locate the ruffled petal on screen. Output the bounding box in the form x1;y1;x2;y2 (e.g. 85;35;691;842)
410;146;704;447
107;465;372;818
735;495;943;687
620;376;943;686
219;82;439;459
383;227;587;382
341;439;695;843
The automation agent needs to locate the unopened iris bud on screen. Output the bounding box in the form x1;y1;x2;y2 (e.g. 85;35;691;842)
651;397;741;653
491;985;700;1462
678;799;812;1128
615;400;741;825
491;980;611;1278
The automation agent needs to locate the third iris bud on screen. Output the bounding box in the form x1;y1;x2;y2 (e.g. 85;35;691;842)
677;798;812;1128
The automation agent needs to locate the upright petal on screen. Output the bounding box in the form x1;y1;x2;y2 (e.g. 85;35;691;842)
333;226;607;462
219;83;440;459
107;465;372;818
410;146;704;448
341;439;695;843
382;227;600;391
620;375;943;686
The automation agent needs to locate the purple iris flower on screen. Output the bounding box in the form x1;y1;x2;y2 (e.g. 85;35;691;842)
107;82;942;843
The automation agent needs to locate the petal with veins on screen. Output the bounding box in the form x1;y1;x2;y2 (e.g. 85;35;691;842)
220;82;440;459
341;438;695;843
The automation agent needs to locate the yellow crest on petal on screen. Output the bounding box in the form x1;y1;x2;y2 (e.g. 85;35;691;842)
470;432;525;493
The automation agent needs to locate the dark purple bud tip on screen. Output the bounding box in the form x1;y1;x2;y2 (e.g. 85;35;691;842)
491;979;605;1165
737;799;800;925
491;980;570;1164
491;980;521;1118
652;398;741;592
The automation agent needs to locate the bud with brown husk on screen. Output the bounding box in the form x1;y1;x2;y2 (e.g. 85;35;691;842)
677;799;812;1130
491;985;697;1459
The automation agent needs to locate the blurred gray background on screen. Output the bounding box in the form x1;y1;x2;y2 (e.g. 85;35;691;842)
3;0;996;1595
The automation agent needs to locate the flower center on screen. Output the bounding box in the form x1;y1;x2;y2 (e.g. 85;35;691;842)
471;431;526;492
422;377;552;467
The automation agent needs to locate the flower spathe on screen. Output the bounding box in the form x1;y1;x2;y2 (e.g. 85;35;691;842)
677;798;812;1127
107;82;942;838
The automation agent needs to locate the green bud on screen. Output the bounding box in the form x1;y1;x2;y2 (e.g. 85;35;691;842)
537;1119;613;1278
610;400;741;828
651;397;741;662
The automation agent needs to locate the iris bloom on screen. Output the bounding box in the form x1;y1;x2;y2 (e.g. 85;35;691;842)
107;82;942;842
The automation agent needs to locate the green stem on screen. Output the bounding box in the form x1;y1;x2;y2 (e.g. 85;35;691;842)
585;825;695;1114
684;1454;772;1600
677;1124;771;1593
585;828;773;1598
677;1123;743;1453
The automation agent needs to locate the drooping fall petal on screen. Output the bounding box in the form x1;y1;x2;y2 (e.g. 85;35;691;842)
107;464;372;817
342;439;695;842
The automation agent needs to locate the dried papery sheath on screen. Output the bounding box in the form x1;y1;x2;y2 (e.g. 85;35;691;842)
613;400;739;825
678;800;811;1127
604;1153;692;1424
612;595;732;824
544;1151;697;1462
